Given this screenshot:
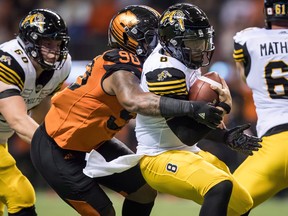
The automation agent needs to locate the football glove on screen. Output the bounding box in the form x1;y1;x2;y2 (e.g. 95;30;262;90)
224;124;262;155
191;101;223;129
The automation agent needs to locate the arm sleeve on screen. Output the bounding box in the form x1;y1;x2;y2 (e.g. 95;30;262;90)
166;116;212;146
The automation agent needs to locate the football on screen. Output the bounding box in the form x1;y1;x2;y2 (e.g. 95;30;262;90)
188;71;222;104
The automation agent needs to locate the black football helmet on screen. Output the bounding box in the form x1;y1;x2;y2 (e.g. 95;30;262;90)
264;0;288;28
108;5;160;61
158;3;214;69
18;9;70;70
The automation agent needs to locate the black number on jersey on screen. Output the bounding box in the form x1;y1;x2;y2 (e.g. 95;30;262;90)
160;56;168;62
107;110;135;131
15;49;28;63
265;60;288;99
166;163;177;173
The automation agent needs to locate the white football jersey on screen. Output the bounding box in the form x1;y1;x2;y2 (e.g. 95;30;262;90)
0;38;71;142
233;27;288;137
136;44;201;155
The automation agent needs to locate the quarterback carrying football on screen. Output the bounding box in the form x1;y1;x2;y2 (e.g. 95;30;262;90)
134;3;261;216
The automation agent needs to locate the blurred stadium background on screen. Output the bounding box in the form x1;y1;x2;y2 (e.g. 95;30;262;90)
2;0;288;215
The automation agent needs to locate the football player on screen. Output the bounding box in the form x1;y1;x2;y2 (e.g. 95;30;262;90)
30;5;223;216
233;0;288;215
132;3;261;216
0;9;71;216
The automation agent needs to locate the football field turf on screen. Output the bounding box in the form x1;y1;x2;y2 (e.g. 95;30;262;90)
4;189;288;215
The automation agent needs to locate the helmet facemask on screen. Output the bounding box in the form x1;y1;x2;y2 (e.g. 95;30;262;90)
24;34;69;70
164;27;215;69
134;29;158;61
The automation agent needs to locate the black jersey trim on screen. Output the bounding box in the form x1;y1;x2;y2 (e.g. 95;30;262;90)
233;42;251;77
262;123;288;137
0;88;21;99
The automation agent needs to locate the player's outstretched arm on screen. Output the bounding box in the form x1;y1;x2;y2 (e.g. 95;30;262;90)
106;70;161;116
0;86;39;143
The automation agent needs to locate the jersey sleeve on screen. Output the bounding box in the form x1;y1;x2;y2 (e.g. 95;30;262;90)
233;37;251;77
102;49;142;79
0;50;25;91
144;67;188;100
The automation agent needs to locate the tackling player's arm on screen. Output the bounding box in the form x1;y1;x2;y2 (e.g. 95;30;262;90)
103;69;162;116
0;81;38;144
102;49;222;127
105;69;223;128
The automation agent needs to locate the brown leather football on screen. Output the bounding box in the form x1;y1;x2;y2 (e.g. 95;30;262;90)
188;71;222;104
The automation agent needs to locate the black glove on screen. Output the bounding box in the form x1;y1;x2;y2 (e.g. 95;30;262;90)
224;124;262;155
191;101;223;129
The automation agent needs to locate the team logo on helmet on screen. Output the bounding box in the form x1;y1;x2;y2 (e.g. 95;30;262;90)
21;13;46;33
118;11;140;31
160;10;185;32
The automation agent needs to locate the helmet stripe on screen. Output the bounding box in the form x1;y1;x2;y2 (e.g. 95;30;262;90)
112;22;138;47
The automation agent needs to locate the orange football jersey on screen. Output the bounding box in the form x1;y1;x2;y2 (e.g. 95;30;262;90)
45;49;142;152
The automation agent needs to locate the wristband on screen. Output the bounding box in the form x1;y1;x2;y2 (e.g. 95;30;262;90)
159;97;193;117
218;102;231;114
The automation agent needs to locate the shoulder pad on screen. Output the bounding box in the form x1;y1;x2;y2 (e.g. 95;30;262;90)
233;27;261;44
145;67;188;98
